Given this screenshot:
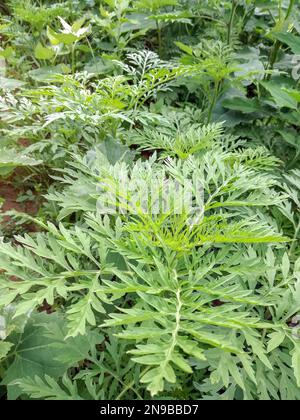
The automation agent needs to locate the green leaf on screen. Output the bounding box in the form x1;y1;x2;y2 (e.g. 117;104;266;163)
278;130;300;150
245;333;273;370
260;81;298;110
0;340;13;360
267;331;285;353
46;26;61;45
291;344;300;387
281;253;290;280
283;89;300;103
13;374;82;400
273;32;300;55
174;41;194;55
0;149;42;176
54;32;78;45
140;367;164;396
136;0;178;11
171;352;193;373
2;312;102;399
0;46;14;59
28;64;70;82
222;97;262;113
0;77;25;91
34;42;54;60
47;26;78;45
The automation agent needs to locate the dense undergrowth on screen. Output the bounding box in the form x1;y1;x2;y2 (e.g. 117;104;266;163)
0;0;300;400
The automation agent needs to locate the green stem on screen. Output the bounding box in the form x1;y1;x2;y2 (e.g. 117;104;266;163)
265;0;295;80
286;0;295;20
242;6;255;31
227;0;238;45
266;39;281;80
207;80;220;124
160;286;182;372
71;42;77;74
289;218;300;257
156;20;162;57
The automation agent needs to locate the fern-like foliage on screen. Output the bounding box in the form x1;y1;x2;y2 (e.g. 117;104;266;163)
128;122;224;159
0;125;292;395
13;374;83;400
1;51;191;151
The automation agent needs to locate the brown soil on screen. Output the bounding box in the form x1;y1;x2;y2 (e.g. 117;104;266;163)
18;138;32;148
0;171;40;232
0;181;38;215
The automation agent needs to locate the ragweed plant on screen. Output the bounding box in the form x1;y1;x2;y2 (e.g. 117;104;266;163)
0;127;298;398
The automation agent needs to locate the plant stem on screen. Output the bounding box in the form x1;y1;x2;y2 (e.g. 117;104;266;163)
156;20;162;57
289;218;300;257
266;39;281;80
242;6;255;31
71;42;77;74
207;80;220;123
286;0;295;20
265;0;295;80
227;0;238;45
